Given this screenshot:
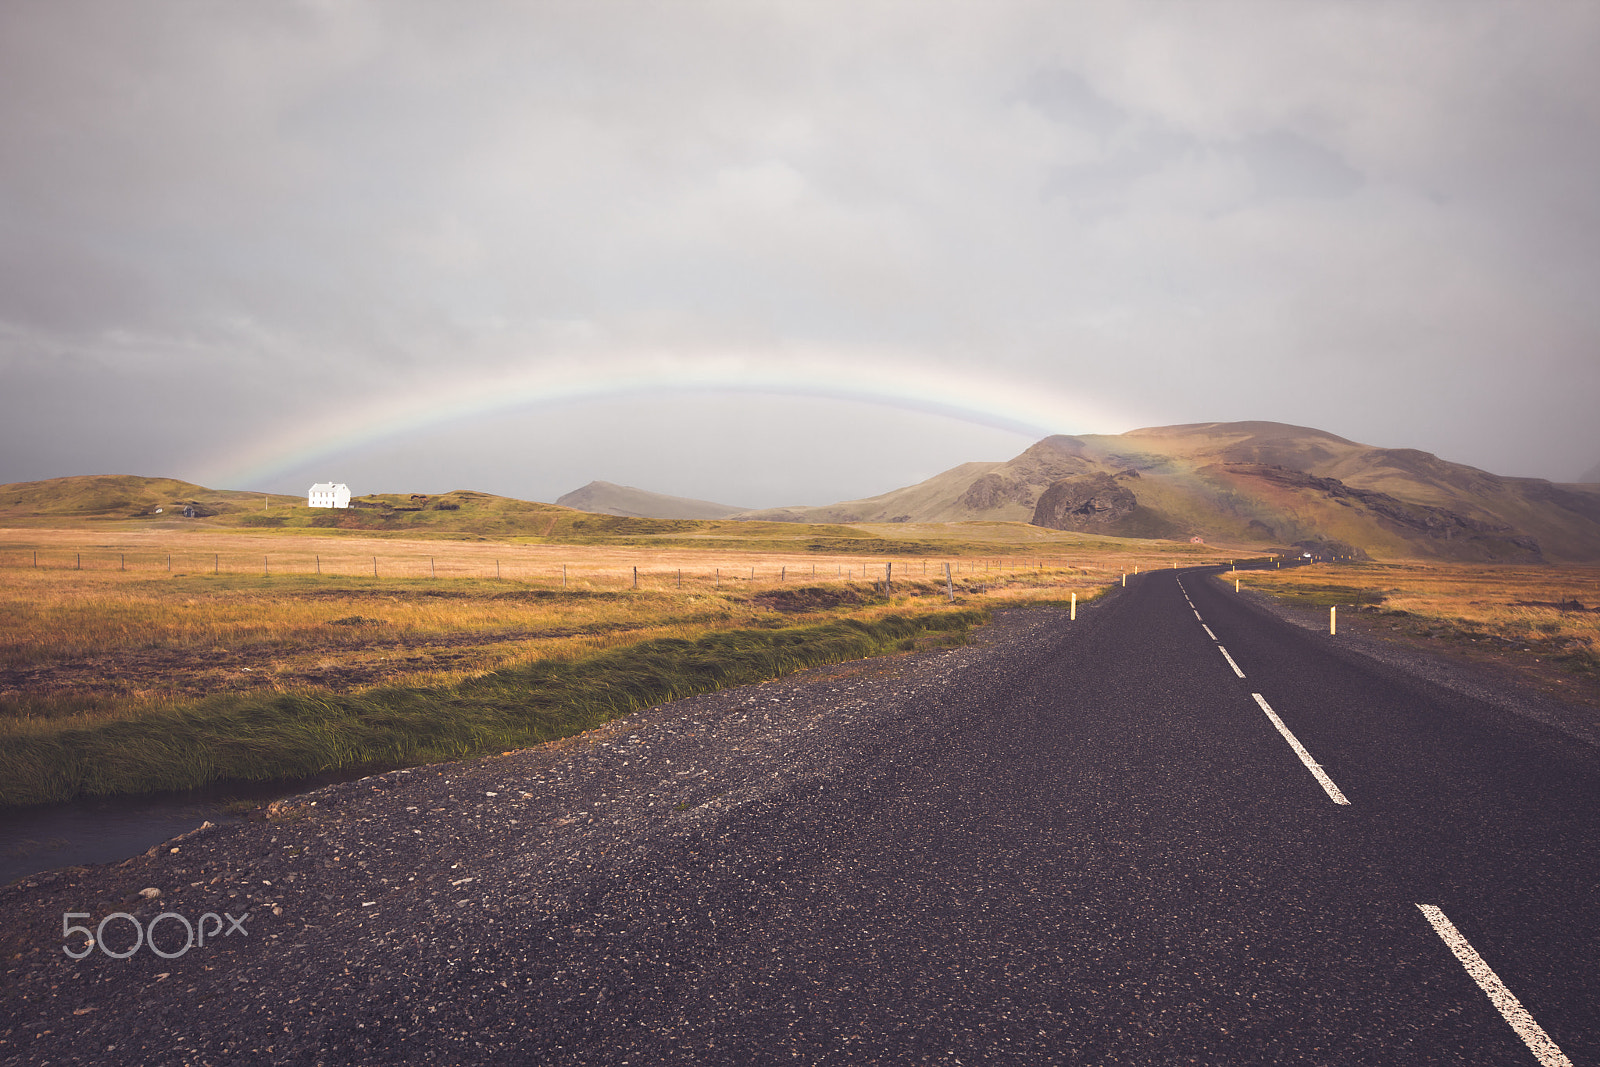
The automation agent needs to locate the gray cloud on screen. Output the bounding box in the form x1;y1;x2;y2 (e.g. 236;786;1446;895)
2;1;1598;501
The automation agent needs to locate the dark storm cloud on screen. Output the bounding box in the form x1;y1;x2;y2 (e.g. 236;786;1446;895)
2;1;1598;501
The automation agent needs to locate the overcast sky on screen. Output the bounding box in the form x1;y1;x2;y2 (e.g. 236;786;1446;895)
3;1;1598;507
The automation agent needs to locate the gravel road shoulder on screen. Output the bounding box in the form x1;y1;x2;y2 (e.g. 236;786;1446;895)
0;605;1075;1065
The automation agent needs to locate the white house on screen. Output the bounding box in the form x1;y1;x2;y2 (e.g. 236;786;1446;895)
308;482;351;509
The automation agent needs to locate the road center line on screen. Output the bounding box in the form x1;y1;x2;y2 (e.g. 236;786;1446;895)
1217;645;1247;678
1202;624;1217;640
1415;905;1572;1067
1250;693;1349;805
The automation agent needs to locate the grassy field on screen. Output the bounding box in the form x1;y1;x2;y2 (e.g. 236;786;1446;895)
1224;560;1600;706
9;475;1597;808
2;521;1231;807
6;512;1597;805
0;525;1213;724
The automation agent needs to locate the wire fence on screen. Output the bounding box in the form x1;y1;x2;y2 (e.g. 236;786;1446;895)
1;547;1095;590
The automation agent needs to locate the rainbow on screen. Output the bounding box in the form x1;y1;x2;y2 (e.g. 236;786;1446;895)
203;352;1135;490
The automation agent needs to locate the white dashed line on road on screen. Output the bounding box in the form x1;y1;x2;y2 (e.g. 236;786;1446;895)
1415;905;1572;1067
1217;645;1247;678
1250;693;1349;804
1202;624;1217;641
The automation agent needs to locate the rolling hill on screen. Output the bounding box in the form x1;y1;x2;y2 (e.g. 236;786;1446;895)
0;475;300;524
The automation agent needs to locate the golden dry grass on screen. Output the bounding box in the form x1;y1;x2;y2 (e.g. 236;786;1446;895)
2;526;1172;736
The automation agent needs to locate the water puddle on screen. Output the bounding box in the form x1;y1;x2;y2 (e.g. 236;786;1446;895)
0;767;395;885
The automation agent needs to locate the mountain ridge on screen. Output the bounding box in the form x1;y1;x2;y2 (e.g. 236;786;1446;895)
726;422;1600;561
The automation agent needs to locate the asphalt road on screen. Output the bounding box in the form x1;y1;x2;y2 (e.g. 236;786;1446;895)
533;568;1598;1065
4;568;1596;1064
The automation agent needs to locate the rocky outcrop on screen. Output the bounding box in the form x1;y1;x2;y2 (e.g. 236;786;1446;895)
1031;474;1138;530
958;473;1012;510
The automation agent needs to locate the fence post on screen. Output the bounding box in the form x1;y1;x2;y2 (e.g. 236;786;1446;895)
1071;592;1077;620
716;568;720;589
213;554;217;574
373;556;377;577
946;562;954;602
121;553;125;571
431;557;435;578
678;568;682;589
316;555;321;575
166;553;171;572
1330;606;1337;636
562;564;567;589
264;555;268;576
496;559;500;579
886;562;892;593
633;565;638;590
781;566;786;582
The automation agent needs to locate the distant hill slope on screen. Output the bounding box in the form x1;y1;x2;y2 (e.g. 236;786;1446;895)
0;479;589;538
555;481;749;520
1580;460;1600;484
733;422;1600;562
0;475;300;524
0;477;1005;554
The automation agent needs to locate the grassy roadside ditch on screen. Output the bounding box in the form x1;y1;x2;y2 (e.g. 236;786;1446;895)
0;608;984;809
